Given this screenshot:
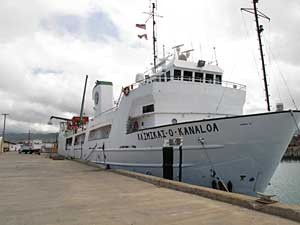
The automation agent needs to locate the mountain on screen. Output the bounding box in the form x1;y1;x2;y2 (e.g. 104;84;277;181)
4;133;58;143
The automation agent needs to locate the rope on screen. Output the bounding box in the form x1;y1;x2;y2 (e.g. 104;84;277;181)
85;143;97;161
290;111;300;134
262;28;298;110
241;11;265;97
270;49;298;110
200;139;229;192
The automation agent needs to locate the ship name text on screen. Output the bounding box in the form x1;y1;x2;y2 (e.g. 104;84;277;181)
137;123;219;141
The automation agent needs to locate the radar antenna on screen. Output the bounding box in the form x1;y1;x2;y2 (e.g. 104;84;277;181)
172;44;184;58
182;49;194;60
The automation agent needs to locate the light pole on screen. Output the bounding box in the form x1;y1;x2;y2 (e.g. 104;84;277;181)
1;113;9;141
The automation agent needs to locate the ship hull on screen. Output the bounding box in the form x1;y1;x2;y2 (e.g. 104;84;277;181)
58;110;300;196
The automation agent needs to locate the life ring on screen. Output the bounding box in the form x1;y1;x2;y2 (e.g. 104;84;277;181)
123;86;130;96
133;121;139;130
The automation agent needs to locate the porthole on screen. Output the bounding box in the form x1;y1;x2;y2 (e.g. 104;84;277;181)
95;92;99;105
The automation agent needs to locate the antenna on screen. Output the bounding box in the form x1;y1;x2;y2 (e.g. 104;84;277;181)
182;49;194;60
172;44;184;58
213;46;218;66
242;0;271;111
199;43;203;59
143;1;163;74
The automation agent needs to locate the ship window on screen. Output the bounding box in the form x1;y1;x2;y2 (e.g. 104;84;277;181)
74;133;85;145
88;125;111;141
143;104;154;113
205;74;214;84
195;72;203;82
183;71;193;81
154;75;159;82
174;69;181;80
161;73;165;82
166;71;171;81
94;92;99;105
66;137;72;146
216;75;222;85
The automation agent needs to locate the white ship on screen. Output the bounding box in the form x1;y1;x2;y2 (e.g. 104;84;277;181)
55;1;300;196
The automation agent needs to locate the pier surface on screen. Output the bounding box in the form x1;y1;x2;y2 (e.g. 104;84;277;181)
0;152;299;225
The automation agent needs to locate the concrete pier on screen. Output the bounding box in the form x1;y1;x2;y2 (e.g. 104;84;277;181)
0;152;299;225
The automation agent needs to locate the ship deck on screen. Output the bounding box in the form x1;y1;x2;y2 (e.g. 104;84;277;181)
0;152;299;225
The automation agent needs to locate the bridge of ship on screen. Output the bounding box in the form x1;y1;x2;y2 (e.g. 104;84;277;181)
126;58;246;92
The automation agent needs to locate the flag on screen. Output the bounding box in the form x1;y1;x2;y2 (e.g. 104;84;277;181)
136;24;146;29
138;34;148;40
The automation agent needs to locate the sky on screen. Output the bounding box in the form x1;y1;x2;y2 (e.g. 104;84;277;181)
0;0;300;133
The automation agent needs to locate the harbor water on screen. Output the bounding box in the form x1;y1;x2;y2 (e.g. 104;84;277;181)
265;161;300;205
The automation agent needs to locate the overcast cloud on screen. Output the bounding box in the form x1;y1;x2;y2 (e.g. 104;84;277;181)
0;0;300;133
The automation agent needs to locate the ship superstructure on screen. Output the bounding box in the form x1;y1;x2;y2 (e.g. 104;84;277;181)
56;49;300;195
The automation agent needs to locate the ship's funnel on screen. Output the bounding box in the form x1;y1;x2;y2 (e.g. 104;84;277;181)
92;81;113;117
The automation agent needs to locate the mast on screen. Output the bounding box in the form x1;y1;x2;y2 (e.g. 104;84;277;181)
242;0;271;111
79;75;88;127
143;1;161;73
152;2;157;73
253;0;270;111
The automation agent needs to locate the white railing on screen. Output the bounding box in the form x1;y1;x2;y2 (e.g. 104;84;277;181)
124;75;246;92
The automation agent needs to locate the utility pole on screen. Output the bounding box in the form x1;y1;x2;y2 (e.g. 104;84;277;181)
1;113;9;141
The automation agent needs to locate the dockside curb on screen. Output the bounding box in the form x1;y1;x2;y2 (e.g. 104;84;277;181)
73;159;300;222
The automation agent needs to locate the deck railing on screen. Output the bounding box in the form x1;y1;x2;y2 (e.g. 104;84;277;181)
126;75;246;92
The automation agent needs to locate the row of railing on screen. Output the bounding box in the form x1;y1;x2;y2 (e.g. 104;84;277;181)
126;75;246;91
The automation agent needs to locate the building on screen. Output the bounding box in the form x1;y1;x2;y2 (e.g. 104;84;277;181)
0;137;17;152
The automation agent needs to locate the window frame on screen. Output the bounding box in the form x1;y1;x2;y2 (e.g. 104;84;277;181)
183;70;193;82
194;72;204;83
215;74;222;85
205;73;214;84
174;69;182;81
161;73;165;82
74;133;86;146
142;104;155;114
88;125;111;141
166;71;171;81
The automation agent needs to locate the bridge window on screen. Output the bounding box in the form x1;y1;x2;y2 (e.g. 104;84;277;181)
194;72;203;82
174;69;181;80
216;75;222;84
205;74;214;84
183;71;193;81
166;71;171;81
161;73;165;82
66;137;72;146
88;125;111;141
143;104;154;113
